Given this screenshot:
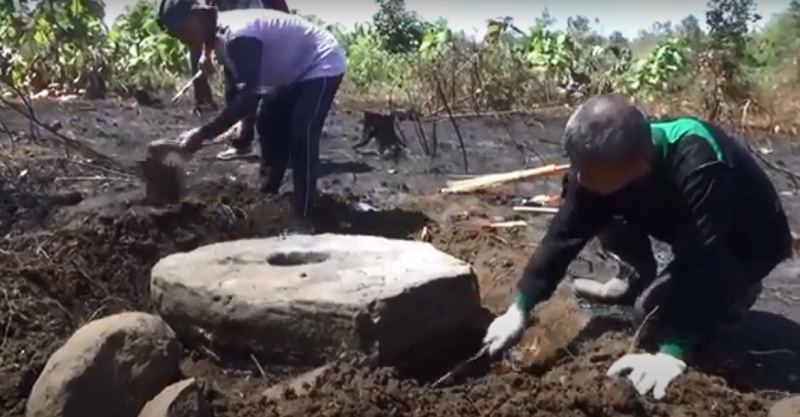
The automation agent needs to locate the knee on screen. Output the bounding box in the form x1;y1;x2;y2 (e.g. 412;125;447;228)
633;294;649;320
633;279;665;320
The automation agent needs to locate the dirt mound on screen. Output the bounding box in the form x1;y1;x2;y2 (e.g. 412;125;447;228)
211;332;769;417
0;180;429;415
0;182;248;414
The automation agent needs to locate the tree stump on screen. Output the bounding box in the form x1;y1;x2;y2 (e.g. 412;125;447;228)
139;139;189;205
355;111;406;159
83;66;107;99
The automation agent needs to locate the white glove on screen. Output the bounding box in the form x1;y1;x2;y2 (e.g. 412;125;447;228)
606;353;686;400
482;303;527;356
571;277;629;300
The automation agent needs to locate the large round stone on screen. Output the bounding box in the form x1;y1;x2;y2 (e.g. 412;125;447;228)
771;396;800;417
150;234;481;366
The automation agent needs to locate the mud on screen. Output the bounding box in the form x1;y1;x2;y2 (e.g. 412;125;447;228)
0;98;799;416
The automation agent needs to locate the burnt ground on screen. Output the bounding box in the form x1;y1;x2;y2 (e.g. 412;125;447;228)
1;97;800;416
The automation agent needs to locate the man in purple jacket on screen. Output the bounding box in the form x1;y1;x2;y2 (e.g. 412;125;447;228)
157;0;346;232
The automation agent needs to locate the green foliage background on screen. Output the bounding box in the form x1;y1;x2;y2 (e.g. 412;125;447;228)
2;0;799;119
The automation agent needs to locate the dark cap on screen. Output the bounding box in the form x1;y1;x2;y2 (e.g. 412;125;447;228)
562;93;650;164
157;0;202;33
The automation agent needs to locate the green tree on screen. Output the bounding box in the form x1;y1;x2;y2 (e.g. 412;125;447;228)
372;0;424;54
567;15;591;34
676;14;704;46
607;31;630;49
650;21;674;37
706;0;760;60
748;3;800;70
784;0;800;26
534;8;555;28
566;15;604;47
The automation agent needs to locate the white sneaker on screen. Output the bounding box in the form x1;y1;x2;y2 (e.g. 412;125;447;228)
571;277;630;300
216;146;257;161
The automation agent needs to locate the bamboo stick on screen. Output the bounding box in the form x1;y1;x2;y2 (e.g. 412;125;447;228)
513;206;559;214
439;163;569;194
487;220;528;228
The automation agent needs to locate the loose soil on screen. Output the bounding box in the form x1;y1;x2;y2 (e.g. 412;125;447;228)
1;98;800;416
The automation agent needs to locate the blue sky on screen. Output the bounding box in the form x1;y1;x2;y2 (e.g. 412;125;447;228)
105;0;792;39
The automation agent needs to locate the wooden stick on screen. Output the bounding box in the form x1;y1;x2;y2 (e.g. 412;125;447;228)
513;206;559;214
171;71;203;104
487;220;528;228
439;163;569;194
447;163;568;188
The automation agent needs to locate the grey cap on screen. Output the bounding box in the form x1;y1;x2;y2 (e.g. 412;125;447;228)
563;93;650;164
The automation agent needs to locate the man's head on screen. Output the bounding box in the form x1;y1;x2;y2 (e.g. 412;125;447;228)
157;0;216;48
563;93;653;195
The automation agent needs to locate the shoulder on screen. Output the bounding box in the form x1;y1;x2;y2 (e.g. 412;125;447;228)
651;117;726;168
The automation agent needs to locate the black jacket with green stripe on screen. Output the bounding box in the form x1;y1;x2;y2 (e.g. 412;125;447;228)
519;117;792;313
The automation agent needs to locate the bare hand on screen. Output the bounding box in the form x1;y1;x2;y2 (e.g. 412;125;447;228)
198;50;215;76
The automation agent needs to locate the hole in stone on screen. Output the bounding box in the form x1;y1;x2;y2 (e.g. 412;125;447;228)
267;251;330;266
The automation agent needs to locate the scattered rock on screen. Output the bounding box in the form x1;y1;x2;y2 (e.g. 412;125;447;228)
138;378;211;417
770;395;800;417
26;312;182;417
263;365;332;401
151;234;482;366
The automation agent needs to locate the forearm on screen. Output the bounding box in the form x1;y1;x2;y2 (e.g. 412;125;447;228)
515;173;610;310
199;94;259;139
516;245;580;310
655;136;741;360
202;36;264;139
655;247;743;360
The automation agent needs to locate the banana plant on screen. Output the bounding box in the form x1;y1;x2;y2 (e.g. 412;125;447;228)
522;27;577;79
626;37;691;95
418;22;452;56
107;1;186;92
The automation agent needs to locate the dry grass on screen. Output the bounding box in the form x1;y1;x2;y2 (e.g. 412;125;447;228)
337;44;800;137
